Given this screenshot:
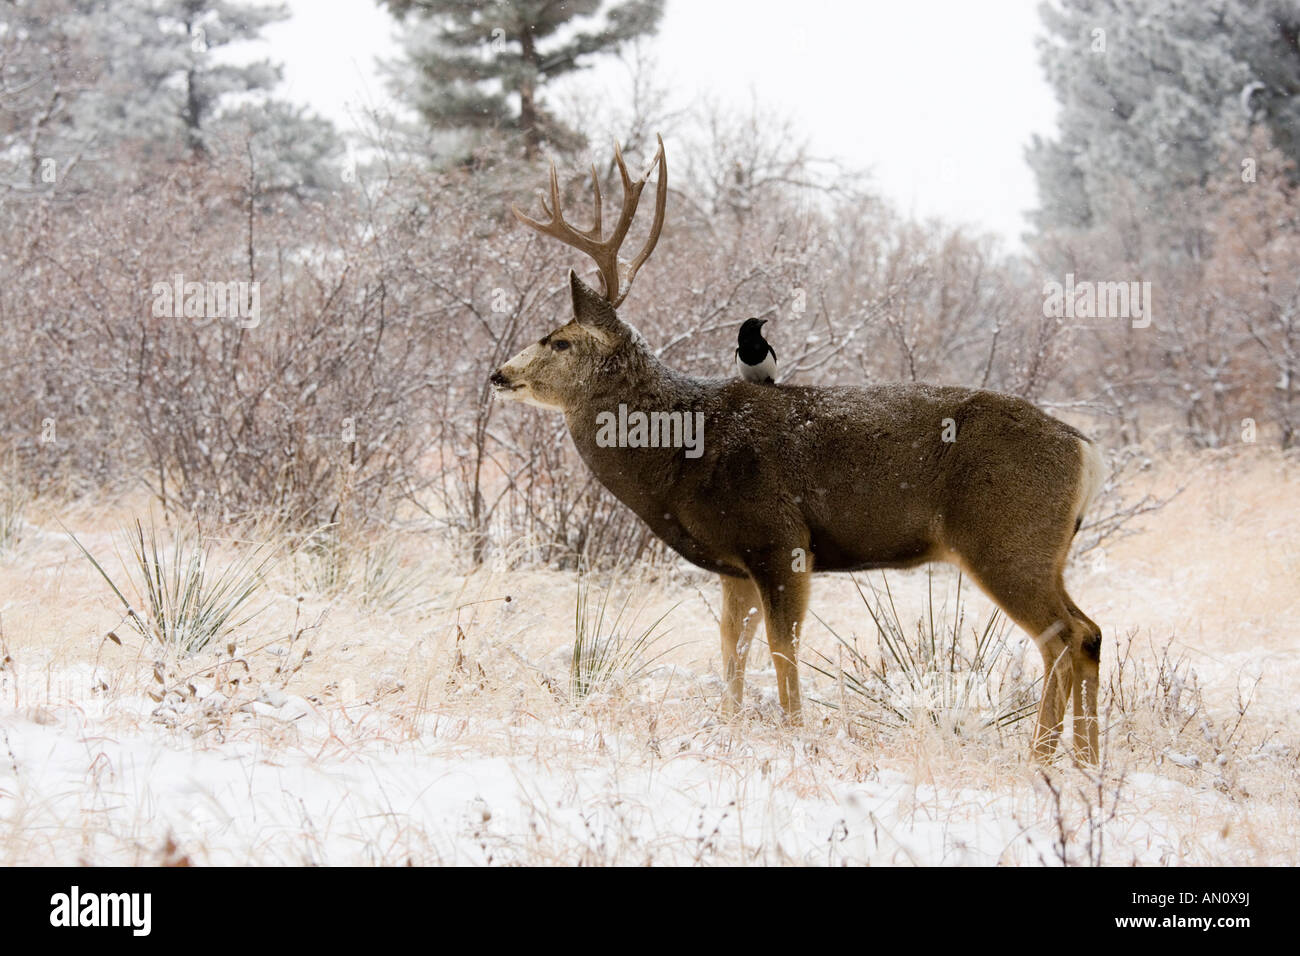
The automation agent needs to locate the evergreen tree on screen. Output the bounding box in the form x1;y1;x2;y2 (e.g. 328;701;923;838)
123;0;344;196
0;0;110;188
379;0;664;160
151;0;289;156
1027;0;1300;235
1;0;342;196
1224;0;1300;168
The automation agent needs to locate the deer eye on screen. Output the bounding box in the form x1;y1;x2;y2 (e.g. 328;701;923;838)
551;339;571;351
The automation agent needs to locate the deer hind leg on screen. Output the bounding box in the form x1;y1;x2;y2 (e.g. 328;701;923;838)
960;563;1081;761
719;574;763;718
1033;623;1073;761
1066;598;1102;764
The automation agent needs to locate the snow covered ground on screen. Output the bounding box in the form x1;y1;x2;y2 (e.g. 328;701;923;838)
2;448;1298;865
7;678;1288;866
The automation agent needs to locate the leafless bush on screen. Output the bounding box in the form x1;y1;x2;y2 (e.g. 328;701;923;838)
1107;632;1265;794
1;101;1199;569
4;159;430;531
1074;446;1185;557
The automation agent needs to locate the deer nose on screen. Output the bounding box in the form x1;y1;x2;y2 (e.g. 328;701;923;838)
489;369;509;388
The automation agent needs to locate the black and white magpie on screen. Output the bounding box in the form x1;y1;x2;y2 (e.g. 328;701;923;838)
735;317;777;384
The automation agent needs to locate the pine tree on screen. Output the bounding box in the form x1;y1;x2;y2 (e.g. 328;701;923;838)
0;0;111;189
1027;0;1300;236
379;0;664;160
125;0;344;195
150;0;289;156
1;0;342;196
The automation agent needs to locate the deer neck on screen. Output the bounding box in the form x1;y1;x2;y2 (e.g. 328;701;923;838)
564;358;740;574
563;347;697;516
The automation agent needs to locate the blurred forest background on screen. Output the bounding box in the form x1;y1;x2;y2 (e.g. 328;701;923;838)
2;0;1298;568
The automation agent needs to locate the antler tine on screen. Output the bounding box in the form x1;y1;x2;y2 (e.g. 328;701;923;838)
612;134;667;307
589;164;603;243
581;162;618;299
606;140;645;253
511;134;668;307
587;138;655;288
547;161;563;224
510;159;560;231
613;139;634;190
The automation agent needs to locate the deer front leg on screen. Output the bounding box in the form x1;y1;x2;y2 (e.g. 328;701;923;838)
720;574;763;718
755;563;810;725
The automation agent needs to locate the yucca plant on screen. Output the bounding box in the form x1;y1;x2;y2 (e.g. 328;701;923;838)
570;569;678;700
293;522;349;595
808;569;1038;735
290;523;420;612
358;535;422;611
69;517;274;654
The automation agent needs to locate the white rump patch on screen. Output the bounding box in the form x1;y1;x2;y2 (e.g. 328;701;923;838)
1073;438;1106;522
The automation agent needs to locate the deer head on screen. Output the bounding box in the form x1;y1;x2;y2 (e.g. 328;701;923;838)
489;136;666;412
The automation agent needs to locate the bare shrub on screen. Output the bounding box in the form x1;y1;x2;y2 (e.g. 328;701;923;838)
0;102;1177;569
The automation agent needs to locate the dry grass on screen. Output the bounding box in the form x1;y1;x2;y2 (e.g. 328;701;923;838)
0;447;1297;865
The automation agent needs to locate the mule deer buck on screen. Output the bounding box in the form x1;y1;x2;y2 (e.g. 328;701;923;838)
491;136;1106;762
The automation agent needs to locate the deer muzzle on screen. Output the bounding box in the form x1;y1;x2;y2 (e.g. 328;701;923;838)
489;368;523;395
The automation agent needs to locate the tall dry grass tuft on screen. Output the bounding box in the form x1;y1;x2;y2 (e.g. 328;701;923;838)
569;567;679;700
286;522;422;613
68;515;275;655
0;483;26;556
807;570;1037;741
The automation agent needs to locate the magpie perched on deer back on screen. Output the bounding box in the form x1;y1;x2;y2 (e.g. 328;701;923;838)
736;317;777;384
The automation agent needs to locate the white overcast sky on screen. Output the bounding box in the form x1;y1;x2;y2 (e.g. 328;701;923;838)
263;0;1058;245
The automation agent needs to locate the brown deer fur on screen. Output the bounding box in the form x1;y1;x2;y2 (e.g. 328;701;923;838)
493;139;1104;762
492;272;1105;762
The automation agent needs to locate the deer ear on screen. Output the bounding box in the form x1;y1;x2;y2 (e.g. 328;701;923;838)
569;270;626;345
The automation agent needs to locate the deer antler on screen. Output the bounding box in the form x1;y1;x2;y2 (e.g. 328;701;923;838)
512;134;667;308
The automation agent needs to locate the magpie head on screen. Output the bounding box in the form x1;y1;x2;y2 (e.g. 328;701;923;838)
738;317;768;344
